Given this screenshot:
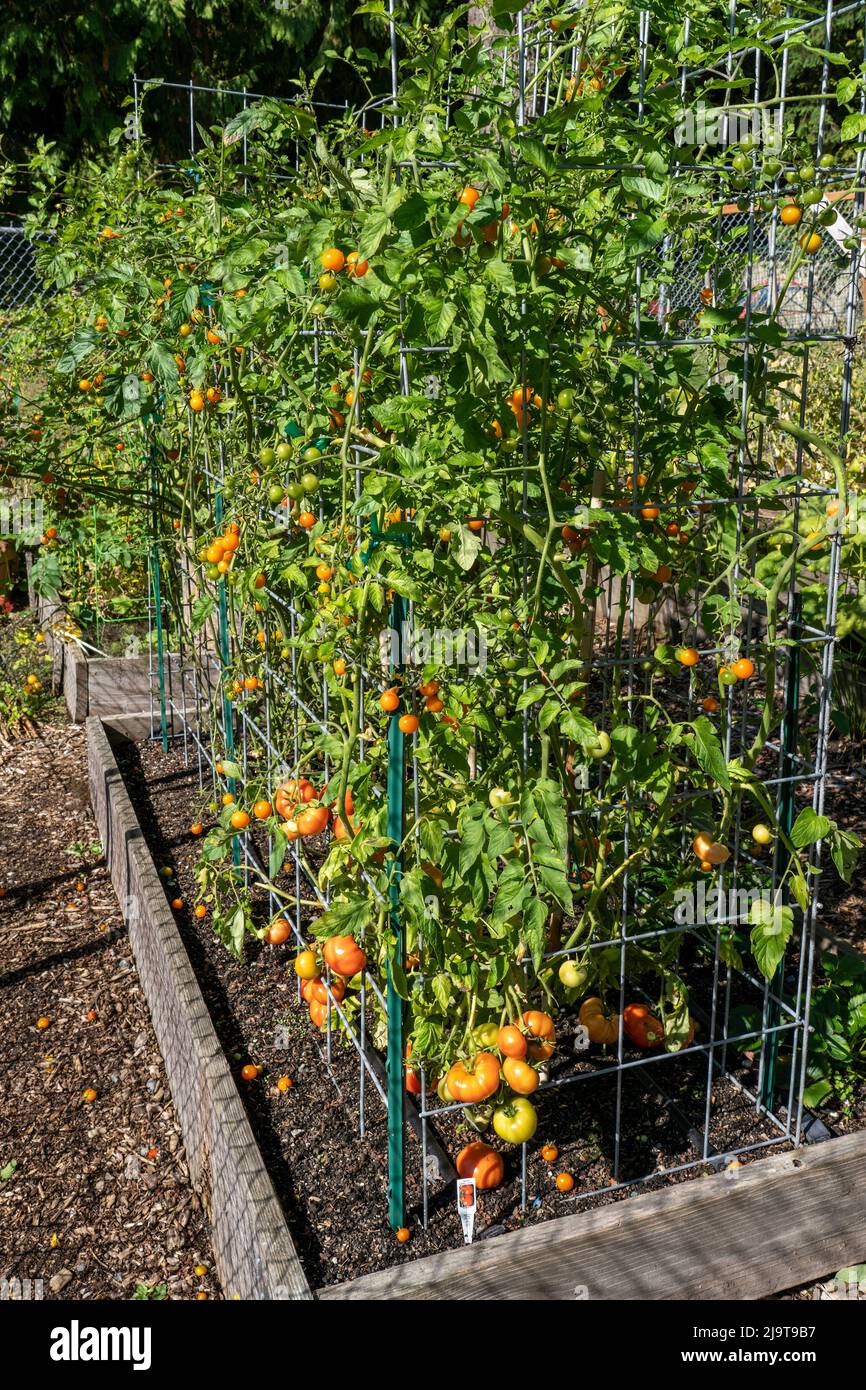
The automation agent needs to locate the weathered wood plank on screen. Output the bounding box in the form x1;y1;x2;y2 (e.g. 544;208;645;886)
87;717;312;1301
319;1128;866;1301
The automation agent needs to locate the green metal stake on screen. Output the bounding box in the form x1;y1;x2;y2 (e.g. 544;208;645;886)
760;591;801;1111
149;455;169;752
386;590;407;1231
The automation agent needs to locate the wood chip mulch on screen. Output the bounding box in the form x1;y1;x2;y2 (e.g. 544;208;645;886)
0;719;219;1301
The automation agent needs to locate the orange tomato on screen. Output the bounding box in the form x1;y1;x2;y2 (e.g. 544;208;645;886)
323;934;367;977
446;1053;500;1104
456;1141;504;1191
296;803;329;837
622;1003;664;1049
522;1010;556;1061
578;997;619;1046
497;1025;527;1059
502;1056;539;1095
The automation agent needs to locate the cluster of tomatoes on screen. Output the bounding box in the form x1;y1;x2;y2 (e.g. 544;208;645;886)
275;777;356;842
293;935;367;1030
317;246;370;296
198;521;241;580
378;676;443;734
577;997;695;1052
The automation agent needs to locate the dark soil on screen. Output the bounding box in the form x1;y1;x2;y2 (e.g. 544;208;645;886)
0;721;218;1301
115;733;830;1291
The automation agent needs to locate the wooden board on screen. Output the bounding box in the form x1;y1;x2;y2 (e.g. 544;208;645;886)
320;1128;866;1301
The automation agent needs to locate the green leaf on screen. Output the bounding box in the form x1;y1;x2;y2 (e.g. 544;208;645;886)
621;175;665;201
148;339;179;387
690;716;731;790
750;901;794;979
389;948;410;1001
312;896;372;940
191;594;215;631
841;112;866;143
460;808;486;878
790;807;831;848
515;684;547;710
269;836;287;879
0;1161;17;1180
223;104;271;146
55;328;98;374
523;897;547;972
830;827;861;883
492;861;528;922
358;208;392;261
517;136;557;178
802;1078;834;1108
453;524;482;571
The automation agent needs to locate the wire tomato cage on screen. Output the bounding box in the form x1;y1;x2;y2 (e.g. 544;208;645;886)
135;0;866;1240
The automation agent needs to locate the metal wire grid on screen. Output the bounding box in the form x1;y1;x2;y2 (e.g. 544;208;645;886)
140;1;864;1235
0;224;51;356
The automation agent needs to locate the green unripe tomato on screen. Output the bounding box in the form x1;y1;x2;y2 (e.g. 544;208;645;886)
301;472;319;493
819;153;835;169
558;959;589;990
488;787;513;810
801;186;823;206
818;206;836;226
719;666;739;687
493;1097;537;1145
302;447;321;463
586;730;611;760
286;481;304;501
207;564;220;580
763;157;782;179
275;442;292;462
437;1075;454;1104
267;484;284;505
752;823;774;846
259;447;276;468
799;164;816;183
557;389;575;411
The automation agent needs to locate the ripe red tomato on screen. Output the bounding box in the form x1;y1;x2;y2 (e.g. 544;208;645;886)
456;1141;504;1190
322;935;367;977
622;1003;664;1049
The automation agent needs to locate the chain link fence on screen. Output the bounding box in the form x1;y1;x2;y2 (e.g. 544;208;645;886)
666;208;864;333
0;222;50;357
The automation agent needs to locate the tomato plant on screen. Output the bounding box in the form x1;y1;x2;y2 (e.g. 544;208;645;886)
8;0;865;1231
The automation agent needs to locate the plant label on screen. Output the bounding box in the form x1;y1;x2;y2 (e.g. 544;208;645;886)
456;1177;476;1244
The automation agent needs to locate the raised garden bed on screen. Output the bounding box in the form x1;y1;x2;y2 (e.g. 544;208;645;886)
34;593;188;737
88;719;866;1300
